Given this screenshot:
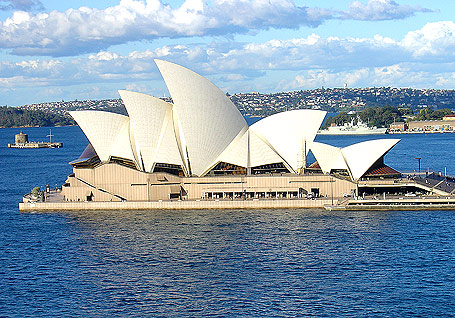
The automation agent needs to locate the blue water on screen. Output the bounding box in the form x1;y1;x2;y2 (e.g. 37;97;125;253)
1;126;455;317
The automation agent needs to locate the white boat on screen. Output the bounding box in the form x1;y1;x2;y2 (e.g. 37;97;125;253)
318;118;387;135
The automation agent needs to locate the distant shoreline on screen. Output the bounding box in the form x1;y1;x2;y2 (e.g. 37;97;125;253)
388;130;455;134
0;124;76;129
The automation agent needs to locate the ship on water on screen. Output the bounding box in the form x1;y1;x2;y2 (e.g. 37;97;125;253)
8;130;63;148
318;118;387;135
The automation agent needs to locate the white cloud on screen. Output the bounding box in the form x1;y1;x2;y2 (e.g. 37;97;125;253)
402;21;455;58
0;0;331;56
0;0;432;57
285;64;452;91
43;87;62;96
88;52;120;61
3;20;455;103
342;0;433;21
0;0;44;12
125;82;149;92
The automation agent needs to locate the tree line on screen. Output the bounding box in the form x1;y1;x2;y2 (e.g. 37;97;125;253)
0;106;74;128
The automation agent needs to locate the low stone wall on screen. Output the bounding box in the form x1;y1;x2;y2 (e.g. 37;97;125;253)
326;197;455;211
19;198;335;211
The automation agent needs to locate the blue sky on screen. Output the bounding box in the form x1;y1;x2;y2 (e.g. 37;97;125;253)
1;0;455;106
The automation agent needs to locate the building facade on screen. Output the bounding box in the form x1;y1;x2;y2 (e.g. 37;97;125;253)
408;120;455;132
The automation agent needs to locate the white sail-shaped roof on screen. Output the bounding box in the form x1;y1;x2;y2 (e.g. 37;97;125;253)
249;110;326;172
342;139;400;180
69;110;135;163
249;130;288;168
155;59;248;176
172;109;190;174
213;127;249;170
153;109;185;168
119;90;183;172
310;142;348;174
110;117;136;164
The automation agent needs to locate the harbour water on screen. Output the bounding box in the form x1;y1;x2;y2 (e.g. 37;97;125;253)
1;126;455;316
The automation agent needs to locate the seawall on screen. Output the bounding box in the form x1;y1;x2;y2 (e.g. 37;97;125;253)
325;197;455;211
19;198;334;211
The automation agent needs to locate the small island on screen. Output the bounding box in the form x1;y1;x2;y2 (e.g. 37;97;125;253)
8;130;63;148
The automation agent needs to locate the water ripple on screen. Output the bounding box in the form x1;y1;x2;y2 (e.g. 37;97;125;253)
2;128;455;316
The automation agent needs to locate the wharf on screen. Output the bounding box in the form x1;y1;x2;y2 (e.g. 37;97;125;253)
19;197;334;211
387;131;455;134
325;197;455;211
20;197;455;212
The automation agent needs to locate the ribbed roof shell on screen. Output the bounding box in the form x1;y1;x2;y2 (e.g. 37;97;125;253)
342;139;400;180
119;90;183;172
310;142;348;174
214;127;249;170
249;130;287;168
155;59;248;176
250;110;326;172
69;110;135;164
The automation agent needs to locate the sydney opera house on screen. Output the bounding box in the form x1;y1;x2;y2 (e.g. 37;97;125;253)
61;60;401;203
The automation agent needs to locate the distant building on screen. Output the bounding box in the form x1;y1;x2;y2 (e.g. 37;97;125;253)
408;120;455;132
443;114;455;121
389;121;407;132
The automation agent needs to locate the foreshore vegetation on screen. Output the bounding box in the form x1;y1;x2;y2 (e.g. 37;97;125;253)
0;106;74;128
